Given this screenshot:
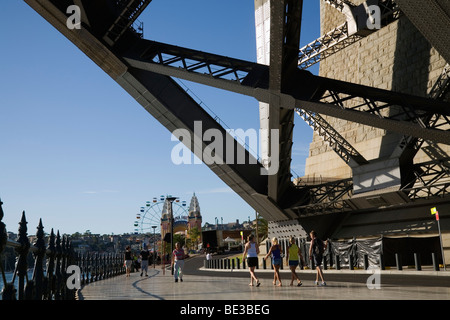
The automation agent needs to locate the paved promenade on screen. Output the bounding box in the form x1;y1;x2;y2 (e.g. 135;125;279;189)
78;256;450;301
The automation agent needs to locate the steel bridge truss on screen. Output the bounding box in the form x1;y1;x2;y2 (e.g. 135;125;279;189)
293;63;450;217
124;39;450;146
295;108;368;167
118;1;450;218
104;0;152;45
292;156;450;217
394;64;450;160
23;0;450;227
299;0;401;69
121;38;450;219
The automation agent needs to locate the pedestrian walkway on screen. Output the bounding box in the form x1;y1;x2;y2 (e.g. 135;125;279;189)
78;262;450;300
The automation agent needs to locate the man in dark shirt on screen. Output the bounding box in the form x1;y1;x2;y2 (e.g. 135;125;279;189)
308;230;327;286
124;246;132;277
140;246;150;276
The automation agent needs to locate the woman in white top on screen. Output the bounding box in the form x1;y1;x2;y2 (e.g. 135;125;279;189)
242;234;260;286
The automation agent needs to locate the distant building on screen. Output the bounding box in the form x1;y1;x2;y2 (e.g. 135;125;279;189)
161;193;203;241
188;193;202;232
203;219;252;231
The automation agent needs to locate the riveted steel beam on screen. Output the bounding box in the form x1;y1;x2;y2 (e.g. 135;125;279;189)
395;0;450;64
265;0;303;205
123;41;450;145
104;0;152;45
299;0;401;70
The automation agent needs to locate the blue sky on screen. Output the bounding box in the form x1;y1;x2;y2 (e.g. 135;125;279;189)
0;1;320;235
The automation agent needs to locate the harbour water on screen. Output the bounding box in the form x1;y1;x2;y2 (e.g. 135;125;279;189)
0;270;34;292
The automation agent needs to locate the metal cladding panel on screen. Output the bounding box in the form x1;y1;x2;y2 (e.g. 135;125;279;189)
254;0;271;65
268;220;308;240
255;0;271;167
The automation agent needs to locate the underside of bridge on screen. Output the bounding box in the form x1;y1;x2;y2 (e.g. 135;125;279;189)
24;0;450;241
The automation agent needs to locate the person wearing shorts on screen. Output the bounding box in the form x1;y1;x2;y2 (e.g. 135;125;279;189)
286;237;303;286
313;253;323;268
264;237;283;286
124;246;132;277
309;230;327;286
140;246;150;277
243;235;260;287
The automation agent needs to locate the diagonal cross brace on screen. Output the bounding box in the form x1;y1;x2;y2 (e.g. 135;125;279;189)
123;40;450;145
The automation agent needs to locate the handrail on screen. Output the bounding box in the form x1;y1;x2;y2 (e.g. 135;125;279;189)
0;200;126;300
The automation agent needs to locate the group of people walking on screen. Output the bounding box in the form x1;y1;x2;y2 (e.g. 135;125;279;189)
125;231;327;286
124;245;152;277
243;231;327;287
124;242;185;282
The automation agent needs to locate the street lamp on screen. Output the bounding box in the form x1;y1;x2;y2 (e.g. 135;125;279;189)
166;196;178;275
152;225;157;269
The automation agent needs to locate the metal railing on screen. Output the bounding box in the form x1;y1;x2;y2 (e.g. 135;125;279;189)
204;251;443;272
204;238;445;272
0;199;126;300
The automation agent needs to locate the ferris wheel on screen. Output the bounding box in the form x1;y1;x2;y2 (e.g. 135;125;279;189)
134;195;188;235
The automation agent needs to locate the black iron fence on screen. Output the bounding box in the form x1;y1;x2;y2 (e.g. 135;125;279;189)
0;199;126;300
78;252;126;284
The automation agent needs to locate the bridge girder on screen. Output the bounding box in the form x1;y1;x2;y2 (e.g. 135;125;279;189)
123;39;450;145
23;0;450;238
